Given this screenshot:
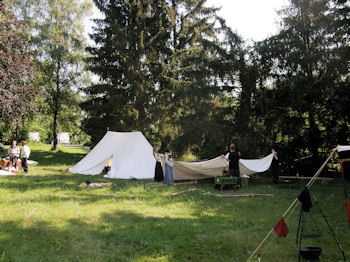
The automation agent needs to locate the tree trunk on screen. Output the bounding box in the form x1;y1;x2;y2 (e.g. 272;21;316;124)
52;108;58;150
52;57;61;150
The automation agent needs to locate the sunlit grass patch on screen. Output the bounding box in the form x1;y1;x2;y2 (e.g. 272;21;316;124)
0;143;348;261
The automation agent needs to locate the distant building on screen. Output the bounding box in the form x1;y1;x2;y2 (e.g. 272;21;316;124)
57;132;70;144
28;132;40;142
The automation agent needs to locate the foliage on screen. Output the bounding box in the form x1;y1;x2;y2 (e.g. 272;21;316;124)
0;0;40;123
12;0;93;148
83;0;242;157
246;0;350;164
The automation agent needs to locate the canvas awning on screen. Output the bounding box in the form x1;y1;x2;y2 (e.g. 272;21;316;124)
173;153;274;180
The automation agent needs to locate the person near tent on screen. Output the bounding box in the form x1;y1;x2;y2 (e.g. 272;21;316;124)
271;148;279;183
164;149;174;185
20;140;31;173
222;143;241;184
153;145;164;182
0;143;4;160
8;140;20;169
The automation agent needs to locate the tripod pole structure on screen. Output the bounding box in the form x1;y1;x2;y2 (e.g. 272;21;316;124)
246;148;337;262
312;195;346;261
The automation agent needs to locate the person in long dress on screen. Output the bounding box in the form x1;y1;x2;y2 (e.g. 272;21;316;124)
153;145;164;182
164;149;174;185
8;140;20;169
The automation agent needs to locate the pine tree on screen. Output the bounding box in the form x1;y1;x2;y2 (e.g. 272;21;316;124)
254;0;349;160
84;0;234;156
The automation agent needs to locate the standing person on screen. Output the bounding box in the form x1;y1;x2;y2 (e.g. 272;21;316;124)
164;148;174;185
153;145;164;182
271;149;279;183
8;140;20;169
0;144;4;160
21;141;31;173
222;143;241;184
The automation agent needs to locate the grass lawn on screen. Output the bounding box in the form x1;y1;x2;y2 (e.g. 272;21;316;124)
0;143;349;262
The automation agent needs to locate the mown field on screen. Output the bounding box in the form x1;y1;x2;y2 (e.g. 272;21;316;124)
0;144;349;262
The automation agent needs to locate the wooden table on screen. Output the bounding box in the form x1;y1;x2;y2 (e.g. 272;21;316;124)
278;176;333;181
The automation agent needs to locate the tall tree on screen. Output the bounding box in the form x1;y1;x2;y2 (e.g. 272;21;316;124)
254;0;349;162
14;0;92;149
159;0;232;155
84;0;170;143
0;0;39;126
85;0;239;157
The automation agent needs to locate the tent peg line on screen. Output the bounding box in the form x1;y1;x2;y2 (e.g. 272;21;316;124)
246;147;337;262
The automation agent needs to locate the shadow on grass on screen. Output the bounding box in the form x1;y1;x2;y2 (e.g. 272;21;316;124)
30;149;87;166
0;210;276;262
0;180;349;262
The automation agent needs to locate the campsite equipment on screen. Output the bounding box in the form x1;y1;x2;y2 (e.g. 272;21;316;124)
240;176;249;189
173;153;275;181
214;176;238;190
71;133;276;181
295;193;345;262
299;247;322;260
296;201;322;261
69;131;156;179
247;147;339;262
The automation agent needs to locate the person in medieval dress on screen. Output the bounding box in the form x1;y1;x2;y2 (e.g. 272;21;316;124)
164;149;174;185
153;145;164;182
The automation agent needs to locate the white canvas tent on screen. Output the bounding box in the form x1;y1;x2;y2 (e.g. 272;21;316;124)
69;131;156;179
57;132;70;144
173;153;274;180
28;132;40;142
338;145;350;152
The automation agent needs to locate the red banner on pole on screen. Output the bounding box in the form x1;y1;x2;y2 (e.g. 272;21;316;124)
274;217;289;238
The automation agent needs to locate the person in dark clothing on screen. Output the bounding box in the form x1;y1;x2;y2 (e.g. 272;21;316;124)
271;149;279;183
153;145;164;182
222;143;241;184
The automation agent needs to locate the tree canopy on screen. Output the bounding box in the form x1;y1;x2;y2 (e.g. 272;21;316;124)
2;0;348;162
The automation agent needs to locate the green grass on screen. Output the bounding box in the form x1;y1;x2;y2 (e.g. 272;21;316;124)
0;143;349;262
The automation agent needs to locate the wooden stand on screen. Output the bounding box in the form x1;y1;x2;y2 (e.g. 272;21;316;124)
240;177;249;189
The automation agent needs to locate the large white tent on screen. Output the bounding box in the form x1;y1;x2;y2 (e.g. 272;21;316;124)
69;131;156;179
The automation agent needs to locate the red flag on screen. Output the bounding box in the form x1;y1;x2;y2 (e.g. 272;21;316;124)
274;217;289;238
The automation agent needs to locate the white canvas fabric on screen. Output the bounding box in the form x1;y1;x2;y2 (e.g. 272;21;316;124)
28;132;40;142
173;156;227;180
338;145;350;152
239;153;275;176
173;153;274;180
69;131;156;179
0;170;15;176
